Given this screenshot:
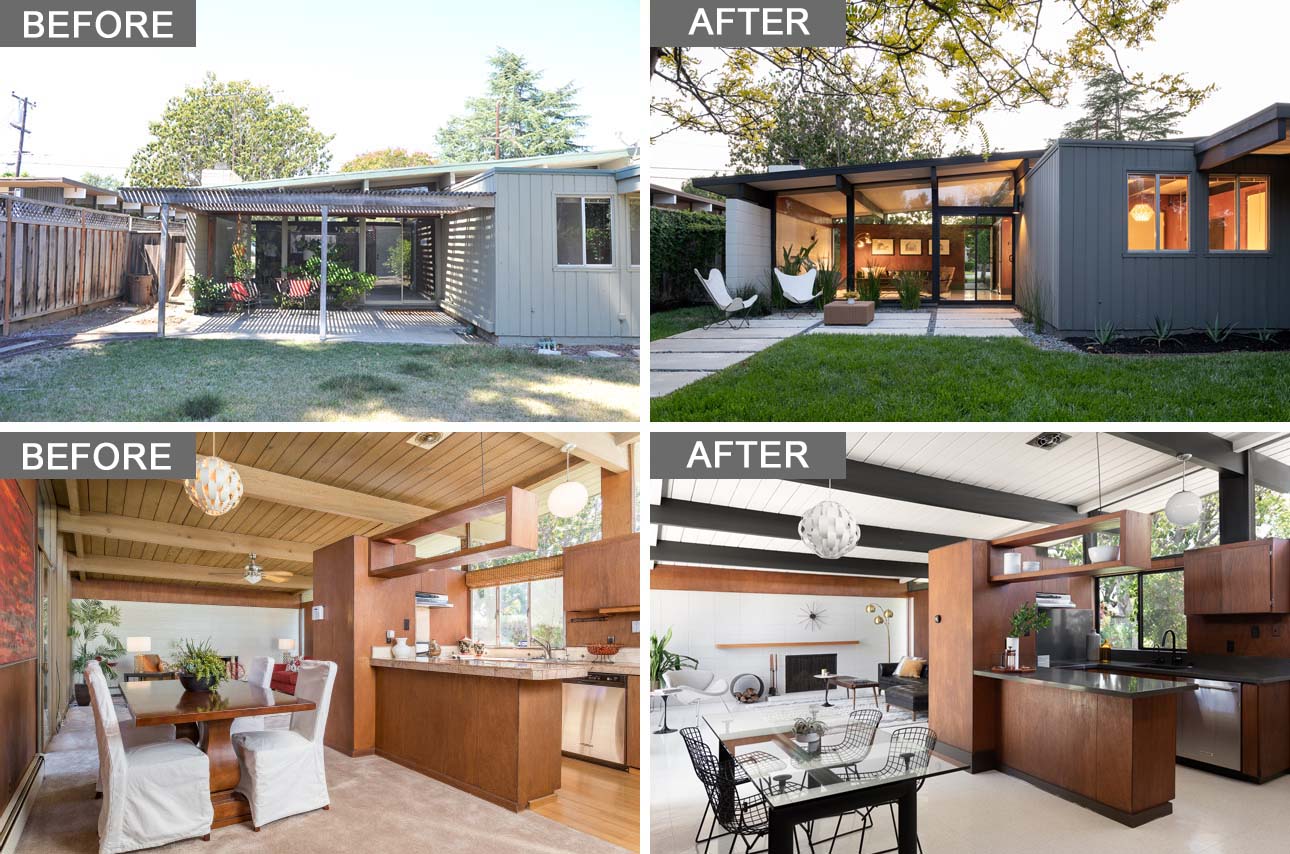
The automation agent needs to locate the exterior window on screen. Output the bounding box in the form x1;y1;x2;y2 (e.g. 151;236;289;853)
1095;571;1186;650
556;196;613;266
627;195;641;266
1127;173;1189;251
1208;175;1269;251
469;578;565;648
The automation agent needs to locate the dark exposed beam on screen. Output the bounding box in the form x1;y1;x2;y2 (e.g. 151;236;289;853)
1219;465;1255;543
650;540;928;579
788;460;1080;525
1110;433;1246;474
654;498;958;553
1251;452;1290;494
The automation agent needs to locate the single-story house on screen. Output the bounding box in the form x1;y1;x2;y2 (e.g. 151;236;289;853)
650;183;725;214
693;104;1290;335
123;149;641;344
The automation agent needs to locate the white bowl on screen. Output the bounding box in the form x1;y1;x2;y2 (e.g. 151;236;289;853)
1089;545;1119;563
1022;561;1042;573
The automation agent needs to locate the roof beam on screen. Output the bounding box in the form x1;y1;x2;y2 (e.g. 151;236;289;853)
653;498;958;553
787;460;1081;525
650;540;927;579
1252;452;1290;494
57;510;316;563
68;554;312;591
1109;432;1246;474
228;464;433;526
525;432;630;473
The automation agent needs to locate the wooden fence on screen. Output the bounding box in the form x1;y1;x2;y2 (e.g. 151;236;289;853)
0;194;161;334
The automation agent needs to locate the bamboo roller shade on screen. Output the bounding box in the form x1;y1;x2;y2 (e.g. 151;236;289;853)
464;554;563;589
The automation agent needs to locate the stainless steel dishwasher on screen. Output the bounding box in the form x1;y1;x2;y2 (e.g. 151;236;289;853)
1177;678;1242;771
561;672;627;768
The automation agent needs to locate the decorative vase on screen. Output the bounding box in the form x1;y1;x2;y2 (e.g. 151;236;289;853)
179;673;216;693
847;297;856;304
391;638;414;660
797;732;822;754
74;682;90;706
1002;552;1022;575
427;639;441;659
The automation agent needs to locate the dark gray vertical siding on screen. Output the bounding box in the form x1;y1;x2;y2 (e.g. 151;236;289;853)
1017;147;1062;327
1054;142;1290;333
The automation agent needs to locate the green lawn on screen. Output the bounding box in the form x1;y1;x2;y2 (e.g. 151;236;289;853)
0;339;640;422
651;335;1290;421
651;307;713;340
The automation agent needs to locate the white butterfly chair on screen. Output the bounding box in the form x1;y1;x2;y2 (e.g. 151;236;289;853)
234;660;337;830
85;661;213;854
85;663;176;799
694;268;758;329
231;656;276;736
774;268;821;315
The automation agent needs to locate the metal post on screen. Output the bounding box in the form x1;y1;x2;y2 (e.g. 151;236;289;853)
157;203;169;337
319;205;328;340
845;182;856;294
280;216;288;276
930;166;941;303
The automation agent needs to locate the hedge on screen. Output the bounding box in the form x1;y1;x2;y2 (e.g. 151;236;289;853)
650;208;725;310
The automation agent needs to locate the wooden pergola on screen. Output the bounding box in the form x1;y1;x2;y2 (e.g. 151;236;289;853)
118;187;495;340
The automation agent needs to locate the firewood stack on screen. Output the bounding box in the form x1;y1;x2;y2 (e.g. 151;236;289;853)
734;687;761;704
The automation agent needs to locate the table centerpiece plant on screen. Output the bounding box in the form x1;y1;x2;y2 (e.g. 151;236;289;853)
173;638;225;693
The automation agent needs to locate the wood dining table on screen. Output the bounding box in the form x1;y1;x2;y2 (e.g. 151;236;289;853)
121;679;315;828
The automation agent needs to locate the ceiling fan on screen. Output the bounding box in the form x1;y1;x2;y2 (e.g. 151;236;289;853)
211;554;296;585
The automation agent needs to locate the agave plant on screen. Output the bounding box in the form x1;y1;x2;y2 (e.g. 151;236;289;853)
1204;313;1237;344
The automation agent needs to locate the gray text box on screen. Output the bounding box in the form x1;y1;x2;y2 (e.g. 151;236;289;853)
652;1;846;47
0;2;196;47
652;432;846;479
0;433;197;478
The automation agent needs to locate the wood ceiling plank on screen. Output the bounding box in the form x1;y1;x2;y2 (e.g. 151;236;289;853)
58;510;317;562
525;432;630;473
68;554;312;590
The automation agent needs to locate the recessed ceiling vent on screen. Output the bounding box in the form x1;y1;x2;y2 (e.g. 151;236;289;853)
1026;432;1071;450
407;431;452;451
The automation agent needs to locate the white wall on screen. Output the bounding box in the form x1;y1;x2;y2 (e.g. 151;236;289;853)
725;198;772;298
652;590;909;692
104;601;300;678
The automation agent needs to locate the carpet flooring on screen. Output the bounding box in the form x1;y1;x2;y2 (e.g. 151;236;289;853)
18;703;628;854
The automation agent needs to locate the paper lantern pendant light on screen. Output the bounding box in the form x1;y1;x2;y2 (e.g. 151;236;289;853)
798;481;860;559
184;434;244;517
1130;202;1155;222
1164;453;1202;527
548;443;588;518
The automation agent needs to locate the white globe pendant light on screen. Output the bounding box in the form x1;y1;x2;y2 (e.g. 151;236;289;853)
548;443;588;518
798;480;861;559
183;434;244;517
1164;453;1202;527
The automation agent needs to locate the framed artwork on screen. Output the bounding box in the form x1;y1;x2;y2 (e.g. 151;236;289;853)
929;239;950;255
871;238;894;256
899;238;922;255
0;480;36;666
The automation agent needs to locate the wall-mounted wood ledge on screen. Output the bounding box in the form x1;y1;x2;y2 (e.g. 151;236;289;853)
988;510;1152;584
714;641;860;649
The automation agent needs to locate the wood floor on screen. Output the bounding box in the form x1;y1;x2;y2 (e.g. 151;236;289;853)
532;758;640;851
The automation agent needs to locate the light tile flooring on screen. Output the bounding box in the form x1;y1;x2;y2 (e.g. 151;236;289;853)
650;690;1290;854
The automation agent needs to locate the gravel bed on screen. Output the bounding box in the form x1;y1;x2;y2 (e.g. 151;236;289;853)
1011;317;1081;352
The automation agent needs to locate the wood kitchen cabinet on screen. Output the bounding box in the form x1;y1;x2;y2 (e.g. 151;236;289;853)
626;675;640;768
1184;539;1290;615
563;533;640;647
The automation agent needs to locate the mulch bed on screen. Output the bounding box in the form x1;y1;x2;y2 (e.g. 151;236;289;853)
1066;331;1290;355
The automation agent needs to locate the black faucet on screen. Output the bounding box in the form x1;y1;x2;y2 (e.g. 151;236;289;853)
1160;630;1182;666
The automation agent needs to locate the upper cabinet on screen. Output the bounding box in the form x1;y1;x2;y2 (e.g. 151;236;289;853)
1184;539;1290;615
563;532;640;646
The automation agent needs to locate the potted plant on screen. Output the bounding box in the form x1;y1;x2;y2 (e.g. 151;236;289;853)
173;638;225;693
792;712;827;754
69;600;126;706
1006;603;1052;669
650;628;698;690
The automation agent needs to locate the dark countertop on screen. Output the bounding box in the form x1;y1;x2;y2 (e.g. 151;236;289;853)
1060;655;1290;686
974;667;1197;698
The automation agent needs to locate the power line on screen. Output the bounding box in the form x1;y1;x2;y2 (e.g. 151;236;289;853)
8;92;36;175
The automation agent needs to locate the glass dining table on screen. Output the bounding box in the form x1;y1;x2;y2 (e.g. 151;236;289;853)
703;705;966;854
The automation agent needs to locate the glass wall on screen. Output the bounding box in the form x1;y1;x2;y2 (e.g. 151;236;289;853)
937;173;1015;207
1127;173;1189;252
776;192;841;292
938;215;1013;302
1207;175;1269;251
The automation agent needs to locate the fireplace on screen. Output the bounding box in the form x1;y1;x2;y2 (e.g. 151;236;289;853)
785;654;837;693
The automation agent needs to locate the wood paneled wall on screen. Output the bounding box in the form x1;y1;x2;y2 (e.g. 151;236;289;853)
564;533;639;647
652;564;908;599
1187;612;1290;658
71;577;301;609
910;588;929;659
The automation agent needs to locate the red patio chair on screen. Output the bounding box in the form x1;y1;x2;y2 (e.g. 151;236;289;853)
225;280;259;313
275;277;319;308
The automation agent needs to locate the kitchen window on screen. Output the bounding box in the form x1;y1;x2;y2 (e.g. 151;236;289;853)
1127;173;1189;252
469;577;565;648
556;196;614;266
1095;570;1187;651
1207;175;1269;251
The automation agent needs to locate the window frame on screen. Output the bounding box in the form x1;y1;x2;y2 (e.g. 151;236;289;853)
626;194;641;269
468;578;566;649
555;194;615;269
1126;171;1191;253
1094;568;1187;652
1206;173;1271;254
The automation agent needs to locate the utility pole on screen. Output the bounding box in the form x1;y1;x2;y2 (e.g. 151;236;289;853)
9;92;35;177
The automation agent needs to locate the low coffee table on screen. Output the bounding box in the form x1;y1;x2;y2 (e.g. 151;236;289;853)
823;300;874;326
832;677;880;709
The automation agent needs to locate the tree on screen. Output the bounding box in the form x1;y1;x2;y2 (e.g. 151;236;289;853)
1060;69;1211;141
436;48;586;161
340;148;436;173
127;73;333;186
652;2;1210;147
80;171;121;190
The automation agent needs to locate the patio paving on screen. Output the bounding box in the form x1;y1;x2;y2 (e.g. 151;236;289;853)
651;306;1025;396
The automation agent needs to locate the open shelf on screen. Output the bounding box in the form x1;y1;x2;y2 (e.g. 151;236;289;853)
714;640;860;649
987;510;1151;584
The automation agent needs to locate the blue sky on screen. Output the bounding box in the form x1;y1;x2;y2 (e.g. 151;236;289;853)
1;0;641;178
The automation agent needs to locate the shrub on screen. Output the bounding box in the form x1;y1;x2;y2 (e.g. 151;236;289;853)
650;208;725;310
289;240;377;308
896;273;923;310
187;274;224;313
856;271;882;303
812;257;839;308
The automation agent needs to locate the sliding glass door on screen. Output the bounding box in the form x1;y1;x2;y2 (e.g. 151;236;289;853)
938;214;1013;302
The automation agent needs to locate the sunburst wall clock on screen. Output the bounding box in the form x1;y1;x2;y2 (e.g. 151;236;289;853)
799;602;827;631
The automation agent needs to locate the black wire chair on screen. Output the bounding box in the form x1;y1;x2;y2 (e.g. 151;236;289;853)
680;726;790;852
793;709;883;853
698;745;812;854
842;725;938;854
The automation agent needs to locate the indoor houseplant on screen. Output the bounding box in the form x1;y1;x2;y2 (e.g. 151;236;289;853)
173;638;225;693
1006;602;1052;669
792;712;827;753
650;628;697;690
69;599;126;706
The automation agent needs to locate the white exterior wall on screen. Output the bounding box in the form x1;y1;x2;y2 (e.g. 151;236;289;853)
725;198;772;298
651;589;910;693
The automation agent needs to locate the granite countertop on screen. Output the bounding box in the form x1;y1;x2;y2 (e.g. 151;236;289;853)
372;657;591;681
1060;657;1290;686
974;667;1197;698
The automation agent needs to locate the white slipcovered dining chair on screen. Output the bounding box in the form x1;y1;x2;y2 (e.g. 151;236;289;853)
85;663;177;799
773;268;821;314
85;661;213;854
231;656;276;736
234;660;337;830
694;268;758;329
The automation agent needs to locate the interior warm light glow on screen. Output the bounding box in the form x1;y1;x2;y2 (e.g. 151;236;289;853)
1130;202;1155;222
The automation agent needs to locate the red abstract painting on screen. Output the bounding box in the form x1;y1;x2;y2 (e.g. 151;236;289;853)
0;480;36;665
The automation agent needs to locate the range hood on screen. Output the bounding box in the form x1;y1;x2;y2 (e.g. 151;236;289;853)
415;592;454;608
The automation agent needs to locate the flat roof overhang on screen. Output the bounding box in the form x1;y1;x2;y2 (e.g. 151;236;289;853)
118;187;495;217
1195;103;1290;170
691;150;1045;202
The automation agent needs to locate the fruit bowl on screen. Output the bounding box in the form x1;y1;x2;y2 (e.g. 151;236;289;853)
586;644;621;657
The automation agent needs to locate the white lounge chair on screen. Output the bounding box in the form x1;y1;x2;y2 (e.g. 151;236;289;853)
774;268;821;315
664;669;730;705
694;268;758;329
